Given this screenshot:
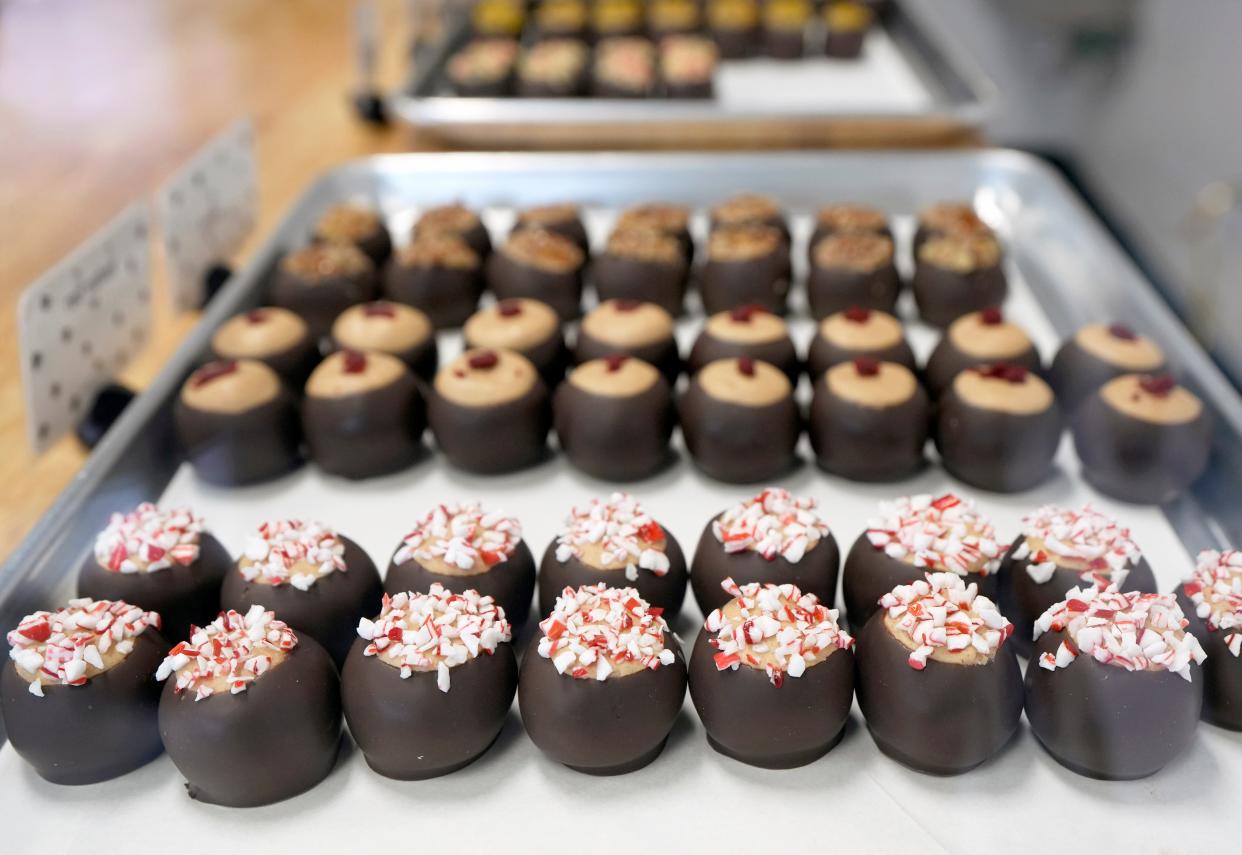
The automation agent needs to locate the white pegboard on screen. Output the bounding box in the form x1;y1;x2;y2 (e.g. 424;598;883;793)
157;118;258;313
17;203;154;454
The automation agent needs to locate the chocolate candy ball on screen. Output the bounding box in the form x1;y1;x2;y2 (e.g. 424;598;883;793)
2;601;167;785
210;307;318;389
924;307;1040;399
175;359;303;486
810;357;929;482
680;357;800;483
688;305;800;384
329;301;438;382
1071;373;1211;504
701;224;790;315
1048;323;1166;414
463;298;568;388
312;202;392;266
428;348;552;474
487;228;585;321
806;306;916;380
269;242;377;340
383;233;484;329
912;233;1006;329
573;299;681;385
342;587;517;779
807;232;901;319
1176;549;1242;731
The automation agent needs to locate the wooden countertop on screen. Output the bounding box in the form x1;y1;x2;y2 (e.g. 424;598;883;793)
0;0;976;566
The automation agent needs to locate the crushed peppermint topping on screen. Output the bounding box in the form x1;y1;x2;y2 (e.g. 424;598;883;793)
880;573;1013;670
240;519;346;591
8;599;161;698
864;494;1001;576
1183;549;1242;657
712;488;830;564
554;493;670;582
537;584;675;681
706;577;854;687
356;584;512;692
392;501;522;573
156;605;297;701
93;502;204;573
1034;586;1207;681
1013;504;1143;587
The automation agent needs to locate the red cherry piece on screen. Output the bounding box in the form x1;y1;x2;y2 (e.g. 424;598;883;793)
245;309;269;324
1139;374;1176;397
613;299;641;312
737;357;756;376
498;300;523;317
853;357;880;377
192;360;239;388
363;302;396;318
842;306;871;323
979;307;1003;325
1108;323;1138;341
468;350;499;370
605;354;629;372
342;350;368;374
977;362;1028;383
730;304;765;322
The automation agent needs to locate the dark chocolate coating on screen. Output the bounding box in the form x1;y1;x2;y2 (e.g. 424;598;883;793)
763;26;806;59
518;73;588;97
327;332;438;383
486;252;584;321
538;525;688;620
315;221;392;268
302;371;426;480
806;330;916;380
268;263;378;340
809;378;929;481
451;73;514;98
687;328;800;384
175;390;303;487
925;337;1041;399
856;613;1023;775
690;517;840;615
666;78;714;99
1071;393;1212;505
0;629;167;785
383;263;485;329
1047;337;1166;415
158;632;342;806
594;78;654;98
77;533;232;644
591;253;689;316
912;260;1007;329
574;329;682;386
385;540;537;627
936;388;1063;493
512;214;590;255
1024;629;1202;779
689;627;854;768
1176;586;1242;731
210;329;319;390
219;536;383;666
712;26;759;59
842;534;998;631
428;381;552;474
341;639;518;779
806;260;901;319
996;535;1157;659
518;634;687;774
823;28;865;58
553;376;675;481
701;251;791;315
679;379;800;483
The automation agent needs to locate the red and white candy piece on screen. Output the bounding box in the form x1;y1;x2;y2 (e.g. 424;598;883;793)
1012;504;1142;587
1034;585;1207;681
705;577;854;688
712;487;830;564
878;572;1013;671
554;492;670;581
357;584;513;692
537;583;675;681
93;502;204;574
392;501;522;572
864;493;1001;577
156;605;297;701
1183;549;1242;658
240;519;346;591
7;598;160;698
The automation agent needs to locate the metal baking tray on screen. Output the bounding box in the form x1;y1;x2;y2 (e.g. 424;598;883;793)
389;0;996;147
3;150;1240;851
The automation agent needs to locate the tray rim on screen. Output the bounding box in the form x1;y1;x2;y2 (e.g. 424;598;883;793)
4;147;1240;745
387;0;998;130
